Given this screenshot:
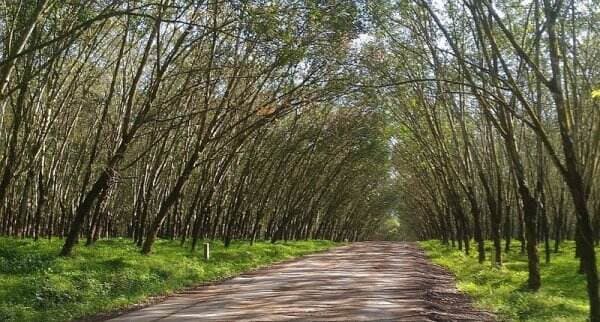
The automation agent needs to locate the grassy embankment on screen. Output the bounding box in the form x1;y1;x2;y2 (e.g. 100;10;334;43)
421;240;590;322
0;238;337;322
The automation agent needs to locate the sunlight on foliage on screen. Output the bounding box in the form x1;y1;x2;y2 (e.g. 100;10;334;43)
0;238;337;322
420;240;590;322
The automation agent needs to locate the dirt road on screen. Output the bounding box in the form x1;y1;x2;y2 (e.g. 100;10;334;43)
108;242;493;321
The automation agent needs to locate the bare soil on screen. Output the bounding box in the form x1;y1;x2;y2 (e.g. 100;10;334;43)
107;242;494;321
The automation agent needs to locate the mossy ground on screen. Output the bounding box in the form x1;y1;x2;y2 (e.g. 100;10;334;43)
0;237;337;322
420;240;590;321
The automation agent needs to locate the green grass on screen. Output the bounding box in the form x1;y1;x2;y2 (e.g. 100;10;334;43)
0;237;338;322
420;240;590;322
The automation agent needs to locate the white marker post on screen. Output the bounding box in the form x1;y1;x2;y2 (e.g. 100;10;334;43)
204;243;210;261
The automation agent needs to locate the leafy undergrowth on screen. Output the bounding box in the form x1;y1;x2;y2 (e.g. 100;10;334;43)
420;240;590;322
0;237;337;322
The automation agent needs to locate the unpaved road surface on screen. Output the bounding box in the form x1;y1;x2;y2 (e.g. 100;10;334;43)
108;242;494;321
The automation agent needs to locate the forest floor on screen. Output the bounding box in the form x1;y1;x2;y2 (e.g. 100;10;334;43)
421;240;590;321
108;242;493;321
0;238;336;322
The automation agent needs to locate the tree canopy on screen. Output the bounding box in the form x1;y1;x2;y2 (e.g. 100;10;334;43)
0;0;599;320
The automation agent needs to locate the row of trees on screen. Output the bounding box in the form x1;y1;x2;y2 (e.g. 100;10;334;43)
0;0;392;257
6;0;598;319
364;0;599;320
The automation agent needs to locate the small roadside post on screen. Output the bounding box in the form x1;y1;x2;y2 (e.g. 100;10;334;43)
204;243;210;261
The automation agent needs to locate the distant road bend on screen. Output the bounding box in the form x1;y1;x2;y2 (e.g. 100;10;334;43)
108;242;494;321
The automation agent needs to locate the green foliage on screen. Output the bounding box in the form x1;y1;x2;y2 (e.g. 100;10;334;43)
0;238;337;322
420;240;590;322
375;215;402;240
